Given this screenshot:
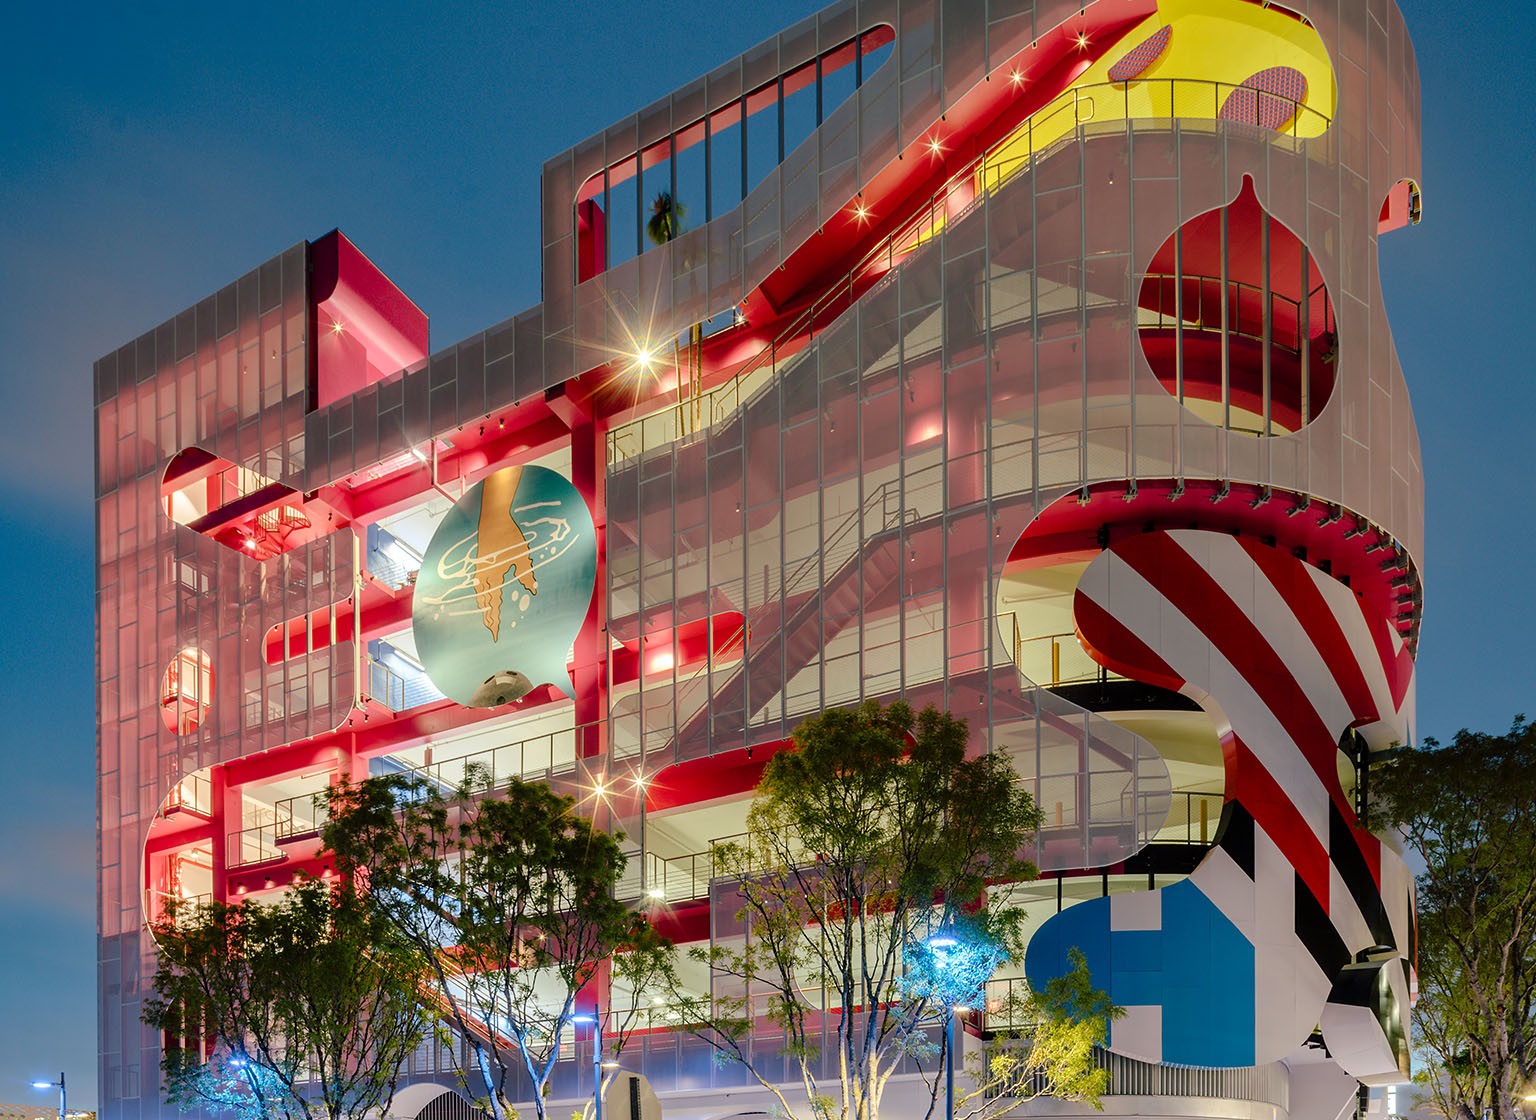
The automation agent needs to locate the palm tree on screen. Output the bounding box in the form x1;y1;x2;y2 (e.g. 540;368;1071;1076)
646;191;702;431
646;191;686;247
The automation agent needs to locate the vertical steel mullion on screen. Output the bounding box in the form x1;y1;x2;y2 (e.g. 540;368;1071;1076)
636;147;645;260
1220;206;1231;432
1175;241;1184;408
1029;110;1040;514
1078;123;1088;486
777;73;786;165
1261;207;1272;438
704;112;713;224
896;262;907;695
855;299;866;705
775;340;787;738
1126;110;1137;498
1174;210;1184;484
739;97;748;206
669;131;678;234
1299;238;1311;427
816;372;826;712
815;53;824;126
602;165;611;273
982;145;995;722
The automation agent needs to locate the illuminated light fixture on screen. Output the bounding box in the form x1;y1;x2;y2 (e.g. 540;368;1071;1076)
647;887;665;899
853;200;871;222
927;934;959;949
1075;31;1090;49
927;136;944;156
601;1060;621;1070
409;447;428;464
242;534;258;552
330;319;345;335
1009;68;1024;85
633;347;656;372
590;780;607;799
954;1004;972;1014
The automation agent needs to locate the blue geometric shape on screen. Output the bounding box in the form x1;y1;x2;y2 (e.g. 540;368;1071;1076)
1025;879;1256;1067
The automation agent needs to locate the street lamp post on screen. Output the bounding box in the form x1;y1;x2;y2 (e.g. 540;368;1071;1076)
926;935;960;1120
946;1003;956;1120
31;1072;65;1120
572;1008;621;1120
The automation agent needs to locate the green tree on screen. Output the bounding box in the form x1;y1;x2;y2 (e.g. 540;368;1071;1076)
645;191;685;247
322;772;670;1120
143;879;431;1120
1372;717;1536;1120
670;701;1115;1120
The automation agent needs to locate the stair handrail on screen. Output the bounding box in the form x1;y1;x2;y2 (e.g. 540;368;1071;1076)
659;478;913;746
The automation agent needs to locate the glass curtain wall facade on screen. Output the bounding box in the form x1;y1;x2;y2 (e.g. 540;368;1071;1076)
95;0;1425;1118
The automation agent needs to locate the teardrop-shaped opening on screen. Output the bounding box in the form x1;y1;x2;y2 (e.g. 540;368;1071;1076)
1137;178;1336;436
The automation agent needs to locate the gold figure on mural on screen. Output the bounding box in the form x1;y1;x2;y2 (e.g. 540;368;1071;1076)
472;466;538;641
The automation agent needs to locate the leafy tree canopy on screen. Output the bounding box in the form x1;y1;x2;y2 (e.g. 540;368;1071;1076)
143;879;431;1120
671;701;1114;1120
1372;717;1536;1120
323;771;669;1120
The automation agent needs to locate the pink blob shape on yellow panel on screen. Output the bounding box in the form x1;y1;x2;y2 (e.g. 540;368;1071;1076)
1220;66;1309;130
1107;24;1172;82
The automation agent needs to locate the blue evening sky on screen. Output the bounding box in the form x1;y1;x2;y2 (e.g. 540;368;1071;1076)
0;1;1529;1107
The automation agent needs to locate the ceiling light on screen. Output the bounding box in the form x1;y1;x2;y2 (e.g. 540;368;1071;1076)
1075;31;1090;48
634;347;655;371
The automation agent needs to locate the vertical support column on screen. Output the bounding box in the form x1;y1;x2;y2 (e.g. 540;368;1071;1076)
352;529;366;709
569;402;609;765
209;762;241;903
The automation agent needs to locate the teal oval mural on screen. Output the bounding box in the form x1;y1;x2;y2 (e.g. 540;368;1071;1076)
412;464;597;706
